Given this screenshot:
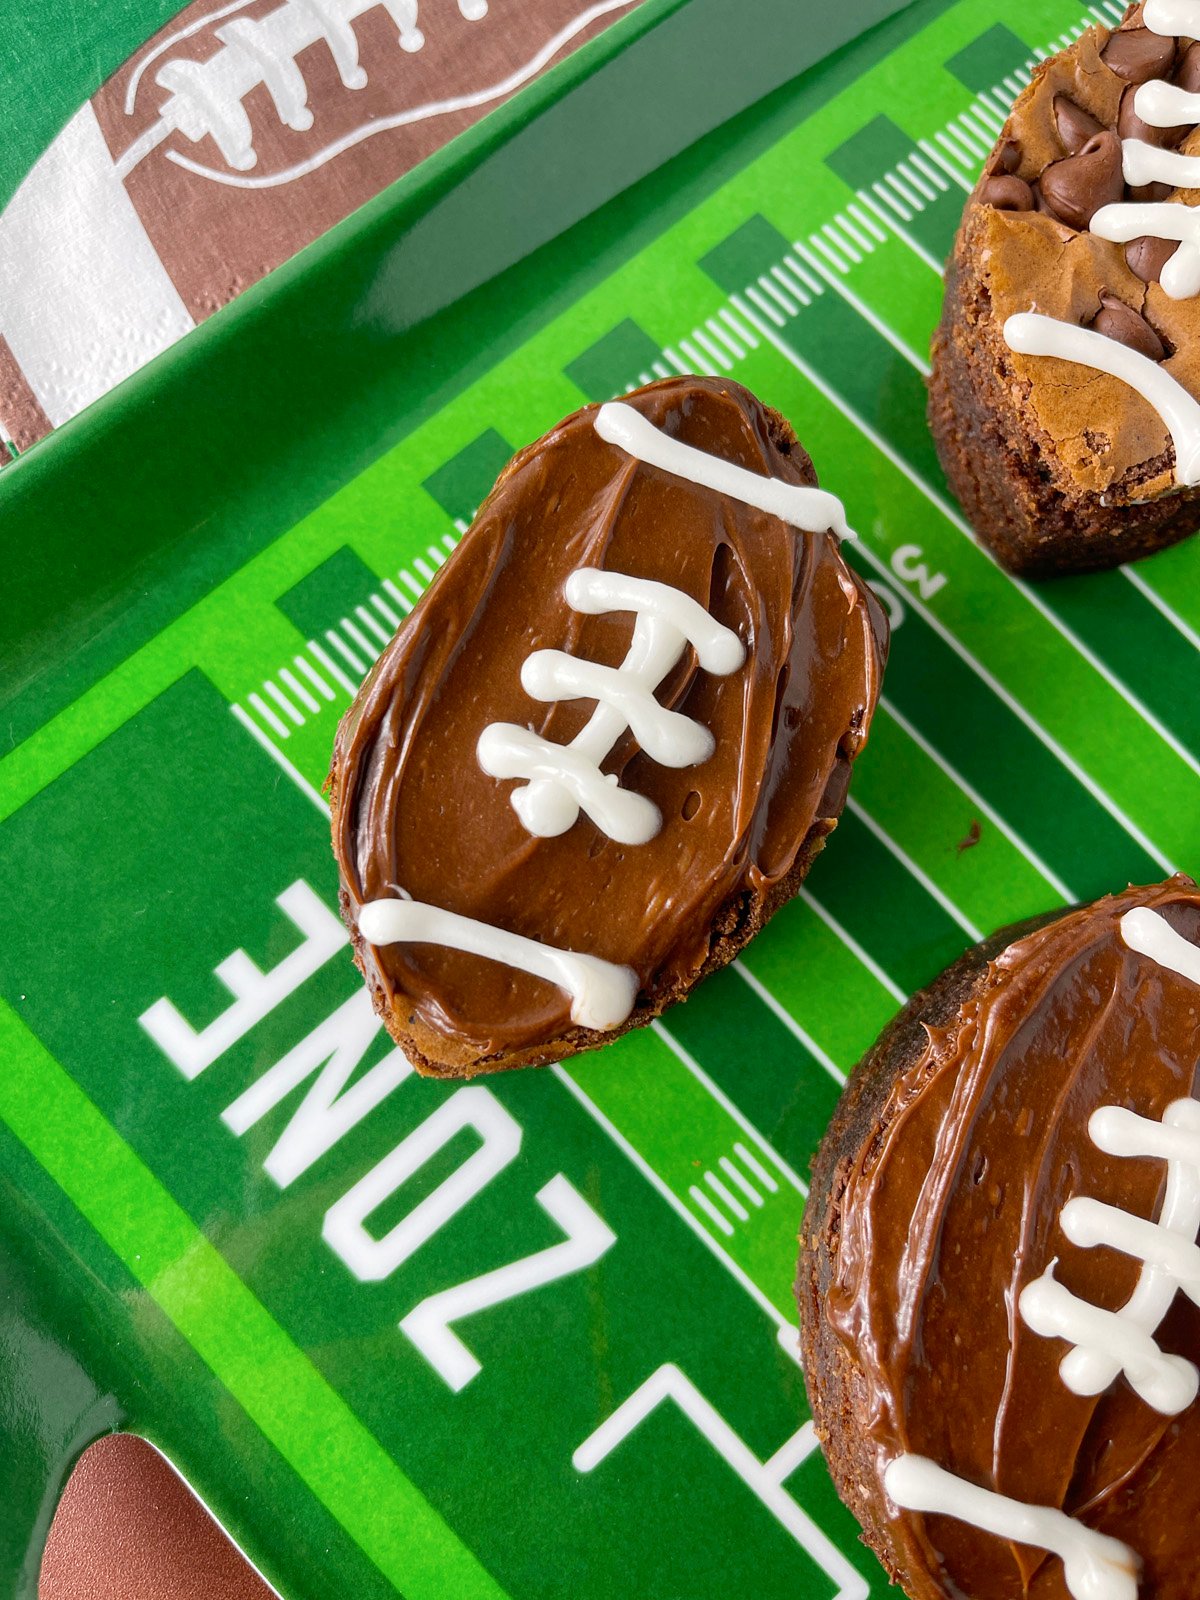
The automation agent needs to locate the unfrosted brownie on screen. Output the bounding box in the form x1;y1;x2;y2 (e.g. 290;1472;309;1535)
931;3;1200;574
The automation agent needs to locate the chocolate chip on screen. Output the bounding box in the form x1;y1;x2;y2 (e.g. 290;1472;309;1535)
1054;94;1104;155
989;138;1022;175
1039;131;1126;228
1126;233;1179;281
980;173;1034;210
1118;81;1190;147
1102;25;1176;84
1175;39;1200;94
1128;179;1175;202
1089;291;1166;360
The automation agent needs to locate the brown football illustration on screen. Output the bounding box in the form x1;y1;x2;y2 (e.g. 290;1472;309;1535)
0;0;637;453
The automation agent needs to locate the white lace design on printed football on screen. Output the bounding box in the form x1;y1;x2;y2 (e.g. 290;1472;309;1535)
117;0;642;188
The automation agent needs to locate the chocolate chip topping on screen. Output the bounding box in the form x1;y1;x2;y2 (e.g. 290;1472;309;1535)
1126;232;1180;281
1039;130;1126;228
1101;24;1176;84
1176;38;1200;94
1118;80;1191;147
989;137;1022;175
1090;290;1167;360
1053;94;1104;155
980;173;1034;211
1130;179;1175;203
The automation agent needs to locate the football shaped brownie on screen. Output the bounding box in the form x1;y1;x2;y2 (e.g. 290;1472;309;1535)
329;376;887;1076
931;2;1200;575
799;876;1200;1600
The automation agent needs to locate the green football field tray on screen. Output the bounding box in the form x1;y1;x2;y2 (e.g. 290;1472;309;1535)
4;1;1199;1596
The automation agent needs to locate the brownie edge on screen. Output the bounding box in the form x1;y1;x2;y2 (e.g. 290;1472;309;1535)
928;228;1200;577
795;911;1061;1586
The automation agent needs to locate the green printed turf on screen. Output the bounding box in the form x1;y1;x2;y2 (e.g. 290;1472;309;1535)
3;2;1197;1597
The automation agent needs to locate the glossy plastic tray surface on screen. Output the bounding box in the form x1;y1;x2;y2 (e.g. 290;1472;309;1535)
4;2;1199;1597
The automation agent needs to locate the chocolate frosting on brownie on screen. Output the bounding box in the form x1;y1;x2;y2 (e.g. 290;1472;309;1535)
825;877;1200;1599
970;6;1200;499
330;377;886;1070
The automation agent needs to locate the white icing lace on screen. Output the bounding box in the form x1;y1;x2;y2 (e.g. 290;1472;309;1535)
152;0;487;172
885;1457;1140;1600
1088;0;1200;298
477;568;746;847
1019;908;1200;1415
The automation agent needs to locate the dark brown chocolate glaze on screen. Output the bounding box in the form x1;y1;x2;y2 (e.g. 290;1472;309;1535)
329;377;887;1076
799;876;1200;1600
929;4;1200;574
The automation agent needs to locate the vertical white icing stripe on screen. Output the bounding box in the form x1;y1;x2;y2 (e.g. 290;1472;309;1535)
1020;909;1200;1414
1134;79;1200;127
478;569;745;845
356;896;638;1032
1063;1194;1200;1297
477;723;665;844
1020;1259;1199;1414
1142;0;1200;36
883;1456;1140;1600
1089;201;1200;300
521;652;717;767
593;401;856;540
1119;141;1200;192
1120;904;1200;984
1004;313;1200;486
1040;0;1200;301
565;568;746;675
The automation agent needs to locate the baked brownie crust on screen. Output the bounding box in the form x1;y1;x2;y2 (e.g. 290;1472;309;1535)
931;240;1197;576
929;4;1200;575
335;808;839;1078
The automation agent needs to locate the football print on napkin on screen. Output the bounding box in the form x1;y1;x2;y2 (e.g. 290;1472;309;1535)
0;0;637;460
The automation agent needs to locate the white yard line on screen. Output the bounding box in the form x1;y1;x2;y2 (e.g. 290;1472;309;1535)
792;239;929;375
554;1065;789;1330
857;188;944;273
1122;566;1200;654
720;1156;764;1208
280;666;321;713
705;1170;750;1223
878;693;1075;904
846;794;984;943
247;691;290;740
731;961;846;1085
797;889;908;1005
263;680;304;726
652;1021;809;1196
230;705;328;815
690;1185;736;1236
309;639;357;696
728;293;1176;874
